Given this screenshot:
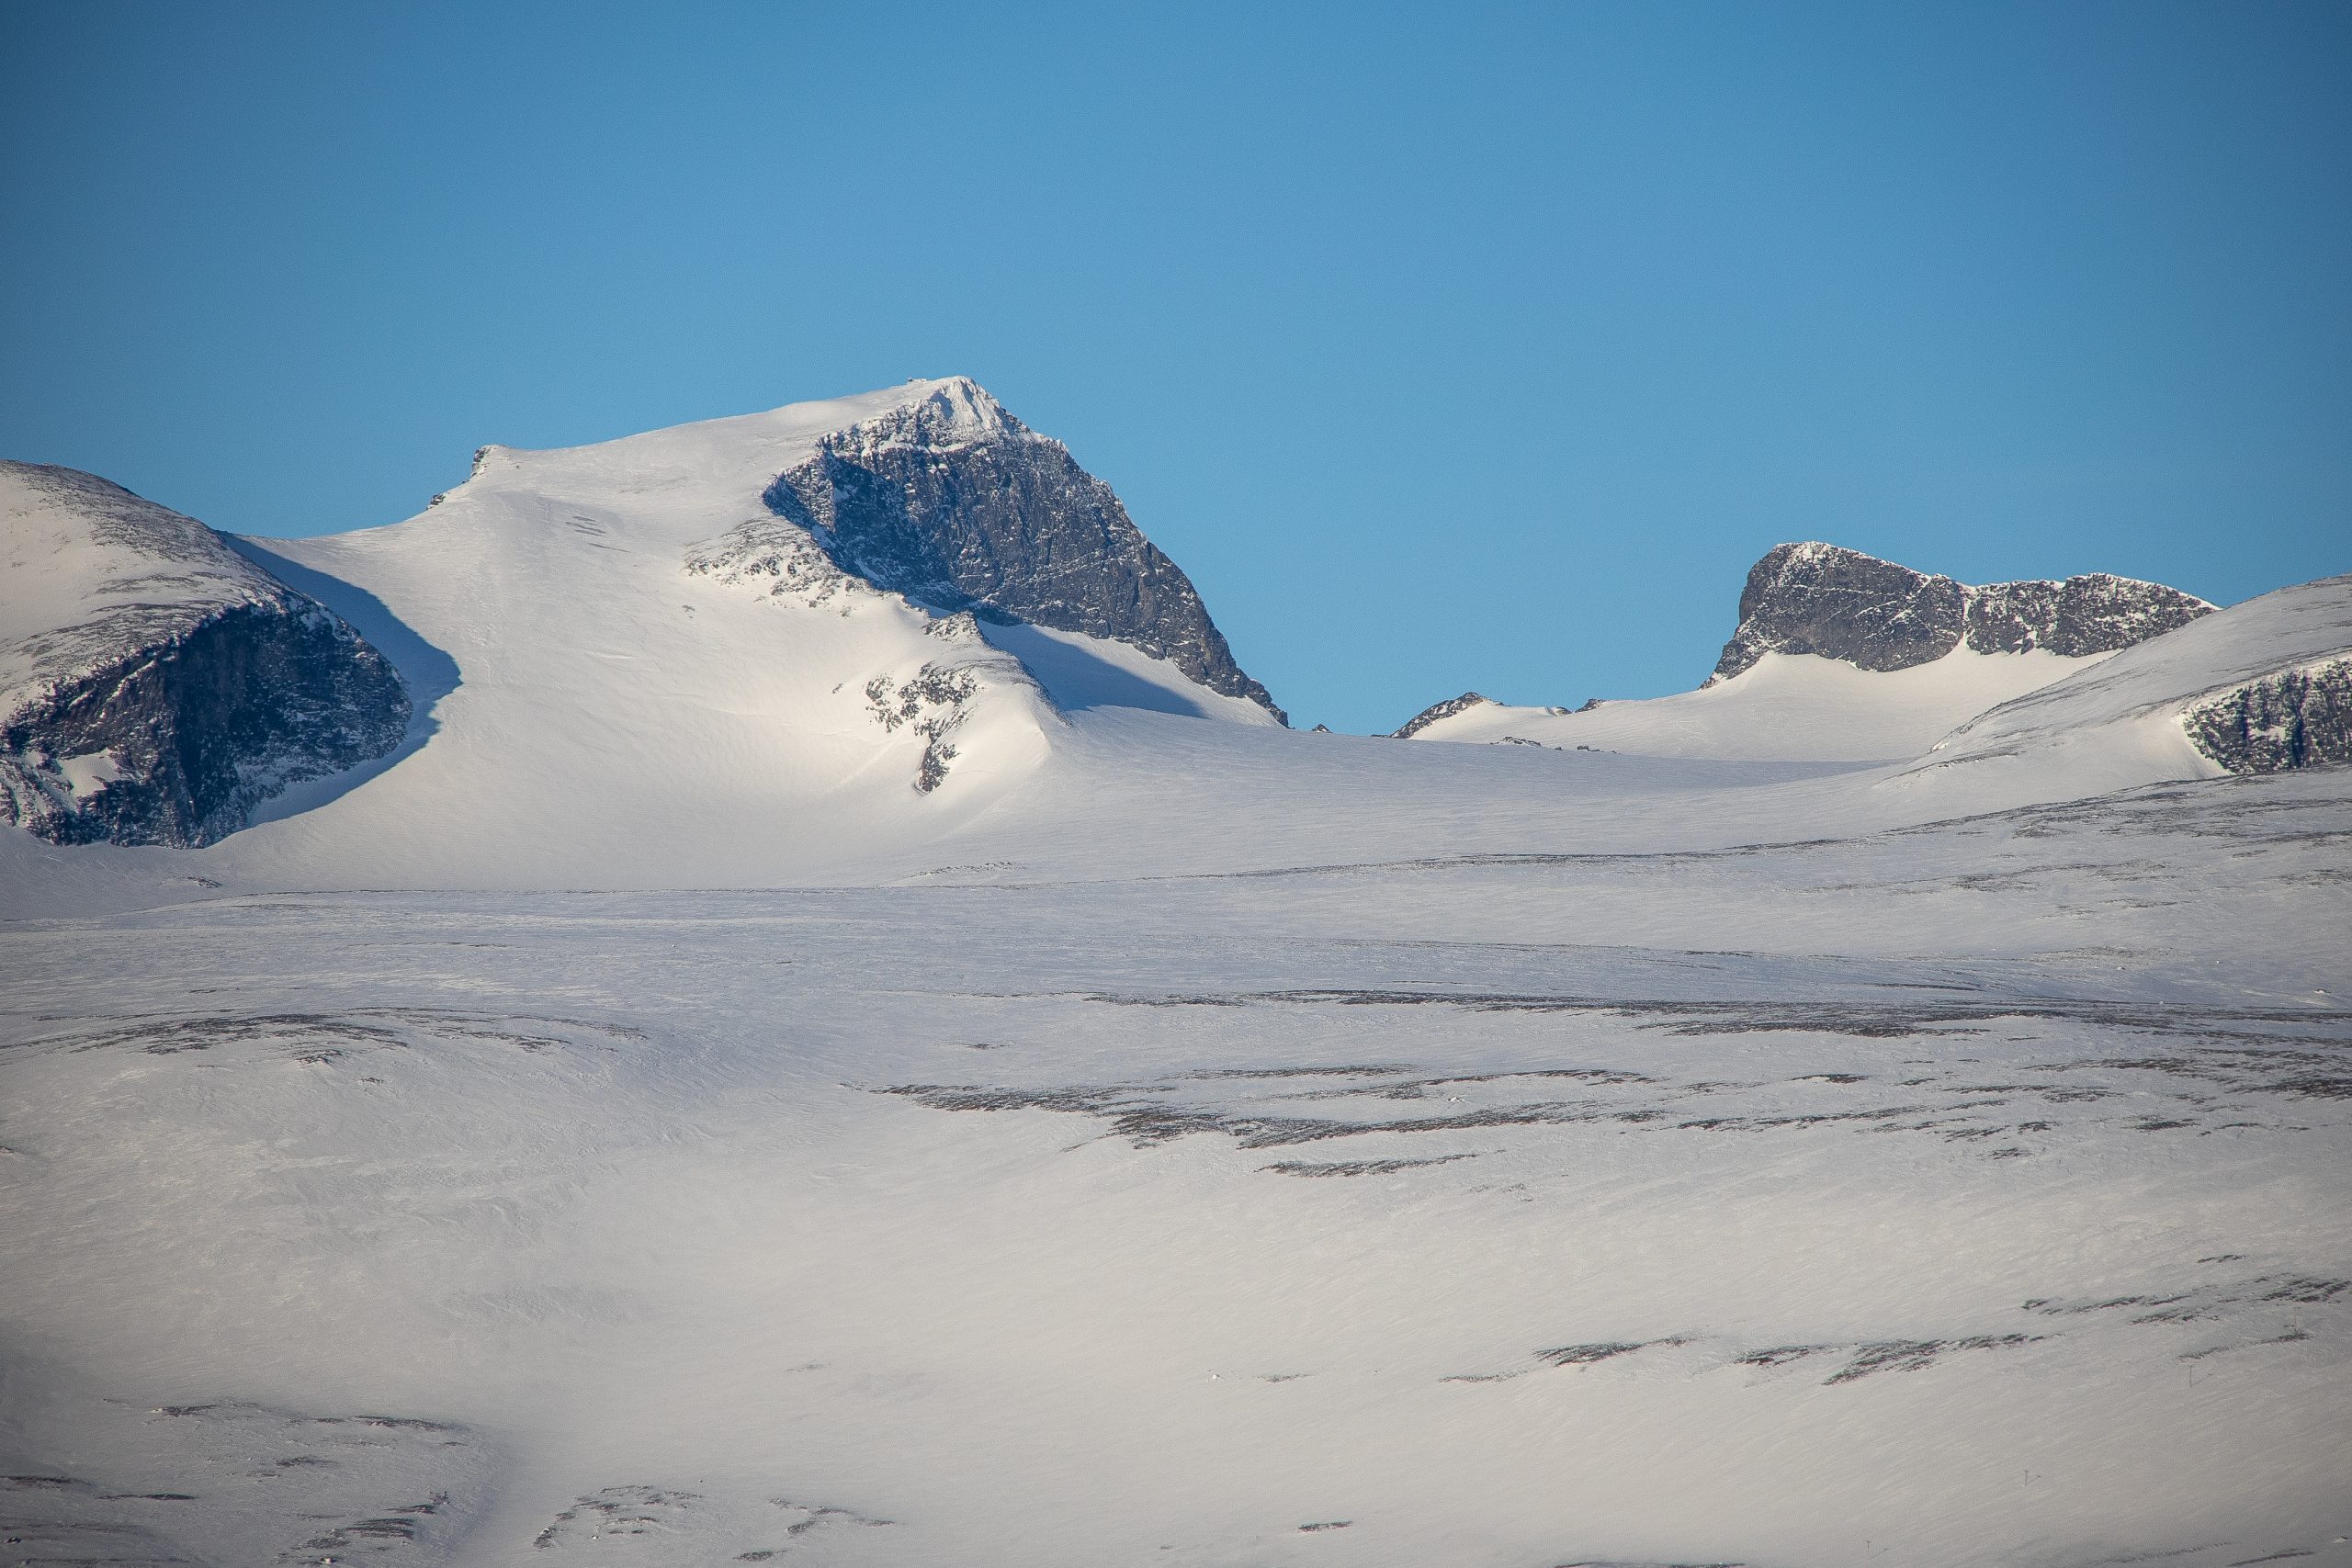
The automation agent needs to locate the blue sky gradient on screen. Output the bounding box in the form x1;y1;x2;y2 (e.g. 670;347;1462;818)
4;1;2347;731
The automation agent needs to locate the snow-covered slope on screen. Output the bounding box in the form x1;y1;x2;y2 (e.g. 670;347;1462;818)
1401;647;2099;761
4;773;2346;1568
233;384;1062;883
1894;572;2352;799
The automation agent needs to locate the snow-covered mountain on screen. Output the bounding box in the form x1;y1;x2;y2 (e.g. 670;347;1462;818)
3;385;2347;1568
1395;542;2242;765
759;378;1283;723
0;461;407;845
0;378;1288;882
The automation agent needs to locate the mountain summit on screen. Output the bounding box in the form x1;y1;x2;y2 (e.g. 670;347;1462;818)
762;378;1283;723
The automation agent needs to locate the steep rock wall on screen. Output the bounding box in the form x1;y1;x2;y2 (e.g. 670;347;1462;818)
763;380;1284;723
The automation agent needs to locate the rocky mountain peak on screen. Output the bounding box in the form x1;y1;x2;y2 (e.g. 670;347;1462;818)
833;376;1026;456
1711;541;2212;682
763;380;1285;723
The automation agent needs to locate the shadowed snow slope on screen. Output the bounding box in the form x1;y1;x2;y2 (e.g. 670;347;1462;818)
979;619;1285;724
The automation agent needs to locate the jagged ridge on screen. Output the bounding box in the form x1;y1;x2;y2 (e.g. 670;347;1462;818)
1713;542;2212;682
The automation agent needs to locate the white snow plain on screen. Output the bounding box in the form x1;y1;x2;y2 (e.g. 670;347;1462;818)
2;383;2348;1568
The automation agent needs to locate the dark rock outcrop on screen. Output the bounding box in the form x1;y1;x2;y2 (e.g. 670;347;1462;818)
865;660;983;795
1712;542;2213;682
1;462;410;846
2184;660;2352;773
764;378;1284;723
1391;692;1490;739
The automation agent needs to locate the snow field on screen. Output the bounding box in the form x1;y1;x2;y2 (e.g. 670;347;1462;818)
3;765;2347;1564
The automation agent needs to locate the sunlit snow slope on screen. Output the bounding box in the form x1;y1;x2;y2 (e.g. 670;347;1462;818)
1905;574;2352;793
226;383;1064;885
1403;646;2100;761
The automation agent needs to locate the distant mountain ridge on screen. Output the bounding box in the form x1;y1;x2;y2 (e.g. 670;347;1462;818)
764;378;1284;723
1386;540;2324;772
1396;542;2217;746
1713;540;2212;681
8;396;2342;865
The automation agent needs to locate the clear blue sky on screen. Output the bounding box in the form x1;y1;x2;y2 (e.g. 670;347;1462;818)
5;1;2347;732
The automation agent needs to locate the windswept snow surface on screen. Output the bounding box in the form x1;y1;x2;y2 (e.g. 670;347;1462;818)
5;779;2348;1568
3;391;2350;1567
1408;647;2109;762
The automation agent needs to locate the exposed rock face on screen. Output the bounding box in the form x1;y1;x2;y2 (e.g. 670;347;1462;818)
866;663;979;794
685;515;855;612
763;378;1285;724
1712;542;2213;682
2184;660;2352;773
0;461;410;846
1392;692;1489;739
